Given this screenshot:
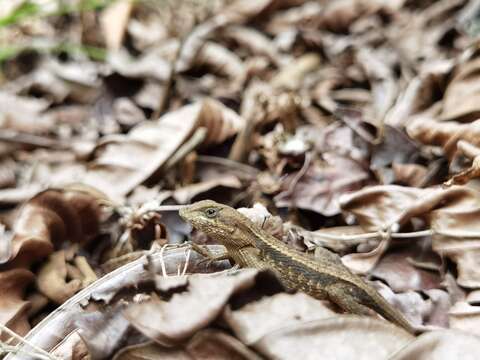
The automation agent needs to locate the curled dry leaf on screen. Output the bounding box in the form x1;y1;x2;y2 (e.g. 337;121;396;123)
4;188;102;268
342;185;480;288
223;26;282;66
82;104;198;200
445;140;480;186
406;118;480;160
83;99;243;200
271;53;321;90
74;303;131;359
385;60;453;128
441;58;480;122
320;0;393;33
339;185;431;231
175;0;278;73
37;250;83;305
357;48;397;123
195;42;245;81
392;163;428;187
197;99;245;146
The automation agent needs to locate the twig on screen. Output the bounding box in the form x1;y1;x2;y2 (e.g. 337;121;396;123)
279;152;312;198
308;228;433;244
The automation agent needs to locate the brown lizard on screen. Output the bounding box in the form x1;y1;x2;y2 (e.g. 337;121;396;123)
179;200;415;334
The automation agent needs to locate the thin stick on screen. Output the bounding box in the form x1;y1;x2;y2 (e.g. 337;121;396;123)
309;229;433;243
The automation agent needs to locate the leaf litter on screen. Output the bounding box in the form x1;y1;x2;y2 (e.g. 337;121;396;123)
2;0;480;359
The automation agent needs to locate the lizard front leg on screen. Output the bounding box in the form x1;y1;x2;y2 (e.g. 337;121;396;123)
189;242;232;266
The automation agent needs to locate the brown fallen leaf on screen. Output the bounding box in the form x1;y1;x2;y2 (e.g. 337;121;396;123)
445;140;480;186
37;250;83;305
4;188;102;268
441;58;480;122
0;269;33;336
196;99;246;147
392;163;429;187
371;245;441;293
339;185;432;231
407;117;480;160
275;153;370;216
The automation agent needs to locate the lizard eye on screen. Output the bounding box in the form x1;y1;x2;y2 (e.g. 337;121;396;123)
205;208;218;218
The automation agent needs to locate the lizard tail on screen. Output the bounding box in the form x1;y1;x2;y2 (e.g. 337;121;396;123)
371;296;416;334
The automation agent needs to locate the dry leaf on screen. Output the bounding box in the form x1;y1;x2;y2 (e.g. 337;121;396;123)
224;292;336;345
441;58;480;122
100;0;134;51
124;269;276;346
275;153;370;216
254;316;413;360
407;118;480;160
49;330;92;360
37;250;83;304
197;99;245;146
271;53;321;90
0;269;33;335
82;103;198;200
5;189;102;268
390;330;480;359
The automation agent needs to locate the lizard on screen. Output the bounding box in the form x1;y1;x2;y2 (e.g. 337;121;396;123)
179;199;416;334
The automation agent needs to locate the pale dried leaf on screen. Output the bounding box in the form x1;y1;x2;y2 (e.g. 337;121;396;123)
100;0;134;51
254;316;413;360
224;292;336;345
390;329;480;360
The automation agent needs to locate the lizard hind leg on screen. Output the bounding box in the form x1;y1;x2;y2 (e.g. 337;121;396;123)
325;283;377;318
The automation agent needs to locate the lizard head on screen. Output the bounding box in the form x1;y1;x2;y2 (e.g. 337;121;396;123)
179;200;252;246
